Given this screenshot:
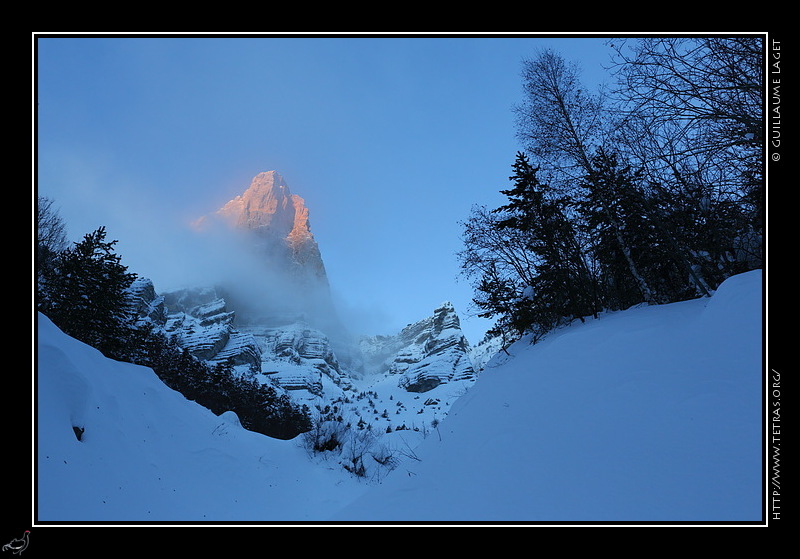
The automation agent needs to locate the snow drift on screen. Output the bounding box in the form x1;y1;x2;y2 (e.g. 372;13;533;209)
35;270;764;524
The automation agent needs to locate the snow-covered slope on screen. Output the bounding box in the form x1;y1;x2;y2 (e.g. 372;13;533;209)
333;270;764;522
36;314;369;522
35;270;764;524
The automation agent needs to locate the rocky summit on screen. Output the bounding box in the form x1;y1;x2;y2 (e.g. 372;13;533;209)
190;171;332;328
213;170;328;289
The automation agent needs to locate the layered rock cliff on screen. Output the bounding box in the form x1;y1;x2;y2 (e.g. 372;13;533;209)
360;302;477;392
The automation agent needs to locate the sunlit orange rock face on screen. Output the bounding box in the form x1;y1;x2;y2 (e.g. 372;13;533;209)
213;170;330;299
217;171;308;240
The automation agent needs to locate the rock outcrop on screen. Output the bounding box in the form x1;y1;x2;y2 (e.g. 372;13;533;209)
360;302;476;392
127;277;167;326
134;280;477;396
159;286;262;370
132;282;351;395
260;323;353;395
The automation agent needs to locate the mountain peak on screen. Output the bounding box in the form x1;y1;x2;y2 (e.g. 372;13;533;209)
216;171;308;237
187;170;335;329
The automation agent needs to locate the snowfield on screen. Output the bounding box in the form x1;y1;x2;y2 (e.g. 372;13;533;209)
35;270;764;524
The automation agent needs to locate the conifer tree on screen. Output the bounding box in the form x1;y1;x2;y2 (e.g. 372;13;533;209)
460;153;599;343
577;148;670;308
40;226;138;358
495;152;598;336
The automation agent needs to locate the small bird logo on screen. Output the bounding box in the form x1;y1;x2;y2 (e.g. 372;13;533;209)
2;531;29;555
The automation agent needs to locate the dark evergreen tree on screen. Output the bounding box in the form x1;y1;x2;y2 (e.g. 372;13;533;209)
460;152;599;343
577;148;692;309
459;203;537;344
607;37;764;289
498;153;599;336
474;261;528;343
35;220;313;441
460;39;763;349
666;169;756;291
39;226;138;358
578;148;660;307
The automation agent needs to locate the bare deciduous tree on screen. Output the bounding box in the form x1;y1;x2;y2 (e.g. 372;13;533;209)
608;37;764;226
514;48;607;188
37;196;68;263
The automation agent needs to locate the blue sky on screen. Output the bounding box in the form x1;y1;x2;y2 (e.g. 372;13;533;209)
36;34;616;343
